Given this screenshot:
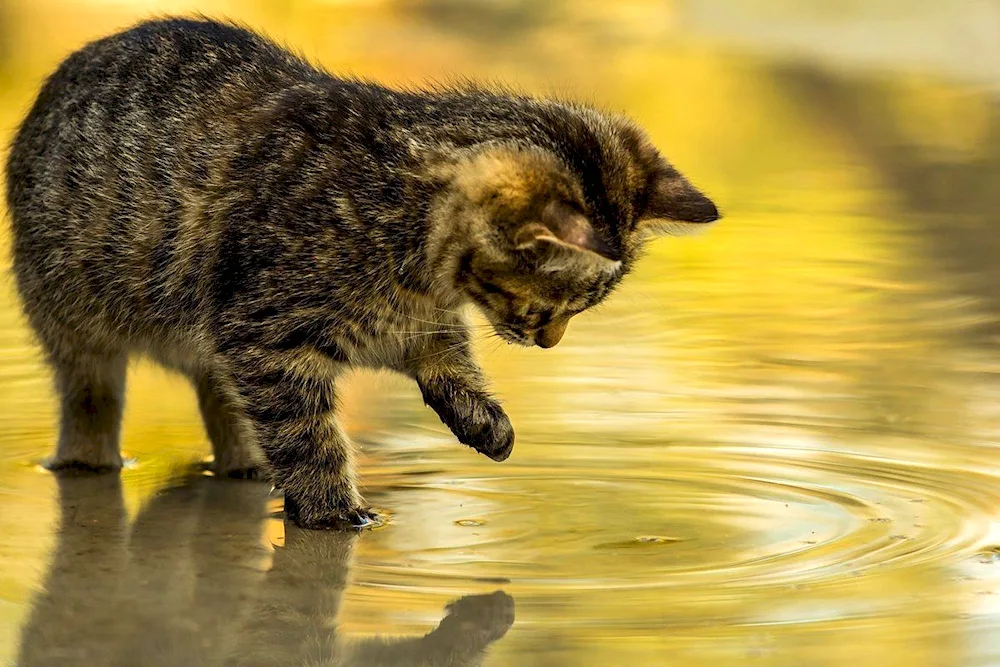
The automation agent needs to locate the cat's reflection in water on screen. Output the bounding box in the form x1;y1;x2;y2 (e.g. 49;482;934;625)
17;474;514;667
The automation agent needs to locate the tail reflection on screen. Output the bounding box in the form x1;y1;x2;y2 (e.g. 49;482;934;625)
17;474;514;667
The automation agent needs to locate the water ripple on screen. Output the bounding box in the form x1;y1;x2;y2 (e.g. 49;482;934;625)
356;444;1000;597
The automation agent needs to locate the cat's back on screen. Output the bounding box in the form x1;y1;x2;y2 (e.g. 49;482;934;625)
8;18;314;172
5;18;326;342
29;17;314;110
82;18;319;100
6;18;317;214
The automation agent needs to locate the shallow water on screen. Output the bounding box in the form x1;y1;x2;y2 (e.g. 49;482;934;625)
2;2;1000;666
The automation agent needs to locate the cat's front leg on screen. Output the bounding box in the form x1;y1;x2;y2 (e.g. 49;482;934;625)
221;348;376;529
404;337;515;462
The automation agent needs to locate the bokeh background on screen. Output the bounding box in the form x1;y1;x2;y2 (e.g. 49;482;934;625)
2;1;1000;666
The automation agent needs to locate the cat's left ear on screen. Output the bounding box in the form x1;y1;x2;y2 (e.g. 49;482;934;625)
637;167;720;237
513;201;620;274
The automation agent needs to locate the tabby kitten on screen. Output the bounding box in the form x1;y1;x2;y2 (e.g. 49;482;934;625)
6;18;719;529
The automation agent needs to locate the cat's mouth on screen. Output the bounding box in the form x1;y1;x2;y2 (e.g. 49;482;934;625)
493;324;534;347
467;295;541;347
472;304;535;347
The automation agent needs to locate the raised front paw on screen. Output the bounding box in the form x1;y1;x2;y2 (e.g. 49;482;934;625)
454;395;515;462
421;381;515;462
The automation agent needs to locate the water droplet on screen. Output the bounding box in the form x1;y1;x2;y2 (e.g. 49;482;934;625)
635;535;681;544
455;519;486;527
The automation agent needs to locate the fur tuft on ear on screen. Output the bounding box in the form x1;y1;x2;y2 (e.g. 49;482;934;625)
638;167;720;237
514;202;620;275
513;201;611;255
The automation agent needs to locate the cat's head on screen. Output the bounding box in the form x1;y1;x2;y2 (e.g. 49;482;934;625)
428;110;719;348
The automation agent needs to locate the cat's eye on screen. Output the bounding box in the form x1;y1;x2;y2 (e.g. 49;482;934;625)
478;281;507;296
477;279;520;303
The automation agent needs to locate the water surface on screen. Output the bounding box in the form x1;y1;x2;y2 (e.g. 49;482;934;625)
2;2;1000;665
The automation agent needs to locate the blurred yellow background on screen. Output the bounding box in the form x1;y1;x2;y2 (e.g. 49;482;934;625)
2;2;1000;666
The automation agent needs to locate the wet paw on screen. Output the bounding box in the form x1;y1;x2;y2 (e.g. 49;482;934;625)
421;381;515;462
456;398;515;462
283;494;381;531
343;507;381;529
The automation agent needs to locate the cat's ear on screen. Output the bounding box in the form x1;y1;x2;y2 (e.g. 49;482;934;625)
513;201;620;274
437;142;619;273
637;167;720;237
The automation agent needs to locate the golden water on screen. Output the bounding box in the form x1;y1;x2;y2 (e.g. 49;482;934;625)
2;2;1000;665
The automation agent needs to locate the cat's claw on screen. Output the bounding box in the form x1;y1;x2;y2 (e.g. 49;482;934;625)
344;507;381;530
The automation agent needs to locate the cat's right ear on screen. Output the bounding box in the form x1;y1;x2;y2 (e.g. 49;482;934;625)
636;166;720;238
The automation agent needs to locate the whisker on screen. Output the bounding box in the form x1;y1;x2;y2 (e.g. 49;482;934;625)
405;339;471;363
391;312;493;331
385;330;462;336
398;318;466;329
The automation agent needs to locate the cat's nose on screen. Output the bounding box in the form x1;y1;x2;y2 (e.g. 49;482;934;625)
535;320;568;348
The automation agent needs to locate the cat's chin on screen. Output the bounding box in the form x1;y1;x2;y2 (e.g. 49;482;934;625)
485;323;533;347
467;304;532;346
495;330;533;347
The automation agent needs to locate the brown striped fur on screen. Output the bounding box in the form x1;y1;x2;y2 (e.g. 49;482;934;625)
5;18;719;528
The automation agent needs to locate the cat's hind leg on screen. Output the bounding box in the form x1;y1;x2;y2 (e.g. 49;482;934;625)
45;344;127;473
194;370;262;479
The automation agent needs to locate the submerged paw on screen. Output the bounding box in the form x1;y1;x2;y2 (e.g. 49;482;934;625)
283;493;381;531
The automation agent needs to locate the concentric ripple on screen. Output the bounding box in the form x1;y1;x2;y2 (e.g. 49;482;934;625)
355;442;1000;598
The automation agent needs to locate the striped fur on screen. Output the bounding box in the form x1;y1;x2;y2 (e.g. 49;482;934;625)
5;18;719;528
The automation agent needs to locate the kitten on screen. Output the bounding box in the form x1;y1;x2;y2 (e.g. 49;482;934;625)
5;18;720;529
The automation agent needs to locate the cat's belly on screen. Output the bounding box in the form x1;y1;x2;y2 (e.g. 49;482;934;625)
141;329;215;377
